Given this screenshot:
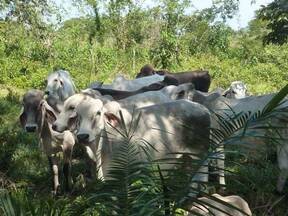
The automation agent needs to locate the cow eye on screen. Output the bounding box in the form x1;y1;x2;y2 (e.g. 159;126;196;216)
68;106;75;110
96;111;101;115
54;79;58;82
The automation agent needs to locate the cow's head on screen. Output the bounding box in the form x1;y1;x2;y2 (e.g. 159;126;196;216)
52;92;112;133
76;98;123;144
52;93;86;133
45;72;64;98
162;83;195;100
136;64;155;78
223;81;247;99
20;90;57;132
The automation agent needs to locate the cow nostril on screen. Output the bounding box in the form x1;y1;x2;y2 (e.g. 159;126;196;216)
26;126;37;132
52;124;57;131
45;91;50;95
52;124;66;132
77;134;89;141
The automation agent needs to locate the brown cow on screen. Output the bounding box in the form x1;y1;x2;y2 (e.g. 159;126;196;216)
20;90;75;195
136;64;211;92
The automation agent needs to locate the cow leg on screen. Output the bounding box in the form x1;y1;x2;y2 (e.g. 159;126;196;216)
277;144;288;193
49;155;60;195
277;170;288;193
85;142;103;180
48;156;54;189
216;146;226;189
62;132;75;192
189;160;209;197
62;147;73;192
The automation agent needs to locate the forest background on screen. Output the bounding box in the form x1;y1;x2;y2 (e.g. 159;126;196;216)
0;0;287;92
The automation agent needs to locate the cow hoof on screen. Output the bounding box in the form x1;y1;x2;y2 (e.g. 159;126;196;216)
273;189;284;196
51;190;58;197
51;186;61;197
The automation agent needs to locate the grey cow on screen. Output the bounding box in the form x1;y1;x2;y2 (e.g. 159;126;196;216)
189;89;288;193
45;69;76;101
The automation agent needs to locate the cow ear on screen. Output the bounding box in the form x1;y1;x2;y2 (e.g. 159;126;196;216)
104;112;120;127
46;108;57;124
68;111;78;131
175;90;185;99
59;78;64;87
41;100;57;124
222;89;229;97
69;110;77;118
19;107;27;128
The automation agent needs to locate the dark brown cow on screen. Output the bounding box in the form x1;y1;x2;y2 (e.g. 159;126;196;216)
92;75;179;100
136;64;211;92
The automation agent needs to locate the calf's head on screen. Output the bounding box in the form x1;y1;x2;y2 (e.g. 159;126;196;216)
53;93;112;133
52;93;86;132
20;90;57;132
76;98;122;144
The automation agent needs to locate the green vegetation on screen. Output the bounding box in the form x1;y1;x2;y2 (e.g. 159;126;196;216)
0;0;287;92
0;0;288;215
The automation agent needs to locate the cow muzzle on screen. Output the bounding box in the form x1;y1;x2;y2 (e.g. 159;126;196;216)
25;125;38;132
52;123;66;133
77;133;90;143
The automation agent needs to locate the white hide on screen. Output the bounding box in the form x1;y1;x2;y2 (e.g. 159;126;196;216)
45;70;76;102
101;74;165;91
223;81;248;99
75;97;212;186
188;194;252;216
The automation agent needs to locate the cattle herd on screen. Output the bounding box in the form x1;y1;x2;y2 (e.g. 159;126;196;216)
19;65;288;215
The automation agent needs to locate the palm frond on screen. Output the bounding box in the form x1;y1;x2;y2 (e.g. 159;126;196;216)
0;190;24;216
89;112;161;216
262;84;288;114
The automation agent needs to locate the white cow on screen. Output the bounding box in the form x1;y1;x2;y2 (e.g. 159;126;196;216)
100;74;165;91
187;193;252;216
75;98;211;183
117;83;195;109
45;69;76;102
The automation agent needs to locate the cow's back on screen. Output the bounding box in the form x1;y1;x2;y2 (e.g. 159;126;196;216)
111;74;165;91
119;91;171;109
